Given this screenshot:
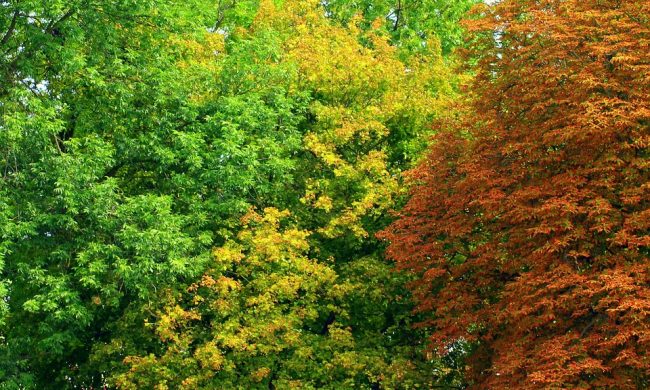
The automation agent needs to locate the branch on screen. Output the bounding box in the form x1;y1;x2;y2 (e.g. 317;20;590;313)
1;10;19;46
45;7;76;34
213;0;237;31
579;311;603;338
393;0;402;32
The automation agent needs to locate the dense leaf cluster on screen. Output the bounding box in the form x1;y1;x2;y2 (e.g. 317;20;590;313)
0;0;472;388
381;0;649;388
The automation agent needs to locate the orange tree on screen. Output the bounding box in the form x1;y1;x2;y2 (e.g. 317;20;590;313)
380;0;650;388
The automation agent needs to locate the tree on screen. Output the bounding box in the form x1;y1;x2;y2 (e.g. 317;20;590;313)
1;0;472;387
0;0;305;386
101;1;465;387
380;0;650;388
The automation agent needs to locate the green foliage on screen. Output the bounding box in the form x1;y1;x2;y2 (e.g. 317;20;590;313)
324;0;478;54
0;0;471;388
112;208;450;389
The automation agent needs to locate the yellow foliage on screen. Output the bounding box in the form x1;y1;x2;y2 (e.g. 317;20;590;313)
251;367;271;382
212;242;245;265
194;342;224;371
156;305;201;343
168;30;225;105
246;1;453;238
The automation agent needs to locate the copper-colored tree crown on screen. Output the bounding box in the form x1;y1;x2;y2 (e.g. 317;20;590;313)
380;0;650;387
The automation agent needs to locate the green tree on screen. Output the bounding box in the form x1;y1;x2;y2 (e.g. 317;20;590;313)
0;0;307;386
106;1;466;388
1;0;471;387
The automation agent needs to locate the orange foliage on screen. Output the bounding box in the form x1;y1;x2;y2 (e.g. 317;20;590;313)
380;0;650;388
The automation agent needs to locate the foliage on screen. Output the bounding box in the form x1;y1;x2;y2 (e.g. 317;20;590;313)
0;0;467;388
7;0;642;388
0;0;304;386
102;1;462;388
113;208;448;389
380;0;650;388
324;0;478;55
280;0;451;240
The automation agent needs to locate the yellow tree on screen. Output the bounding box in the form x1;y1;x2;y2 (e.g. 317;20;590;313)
278;0;452;239
104;1;463;388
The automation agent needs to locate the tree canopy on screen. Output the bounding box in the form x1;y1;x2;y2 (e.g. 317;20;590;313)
381;0;650;387
1;0;647;388
0;0;471;387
